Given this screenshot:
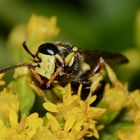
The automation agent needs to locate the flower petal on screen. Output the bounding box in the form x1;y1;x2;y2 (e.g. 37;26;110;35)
43;102;59;113
46;113;61;132
88;95;97;105
9;109;18;128
64;114;76;132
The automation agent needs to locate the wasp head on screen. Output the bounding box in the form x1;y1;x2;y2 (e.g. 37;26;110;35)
32;42;78;80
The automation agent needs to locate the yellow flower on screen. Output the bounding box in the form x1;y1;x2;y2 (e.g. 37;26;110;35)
27;15;59;49
123;90;140;121
0;87;44;140
95;61;129;123
32;127;59;140
118;109;140;140
43;84;105;140
100;84;127;111
0;88;19;126
8;15;59;62
0;109;43;140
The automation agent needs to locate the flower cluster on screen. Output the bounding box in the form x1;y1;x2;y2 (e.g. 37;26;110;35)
0;73;105;140
44;84;105;139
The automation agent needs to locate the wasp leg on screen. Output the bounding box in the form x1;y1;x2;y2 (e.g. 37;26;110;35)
30;68;44;86
88;57;105;78
29;83;48;102
80;57;106;105
46;67;63;88
29;68;48;101
87;57;106;92
79;81;105;106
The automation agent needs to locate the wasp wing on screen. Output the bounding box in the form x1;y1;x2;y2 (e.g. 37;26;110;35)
79;49;129;66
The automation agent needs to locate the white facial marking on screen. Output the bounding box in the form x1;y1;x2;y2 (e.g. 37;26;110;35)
35;53;55;79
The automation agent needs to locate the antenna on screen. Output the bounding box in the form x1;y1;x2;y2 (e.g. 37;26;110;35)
22;41;36;58
0;63;33;74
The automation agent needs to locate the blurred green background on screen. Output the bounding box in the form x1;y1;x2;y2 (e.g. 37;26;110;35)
0;0;140;89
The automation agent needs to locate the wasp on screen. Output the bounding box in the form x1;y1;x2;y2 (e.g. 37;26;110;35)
0;41;128;98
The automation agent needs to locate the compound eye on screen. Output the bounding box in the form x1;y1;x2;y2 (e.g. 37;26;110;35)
38;43;59;55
